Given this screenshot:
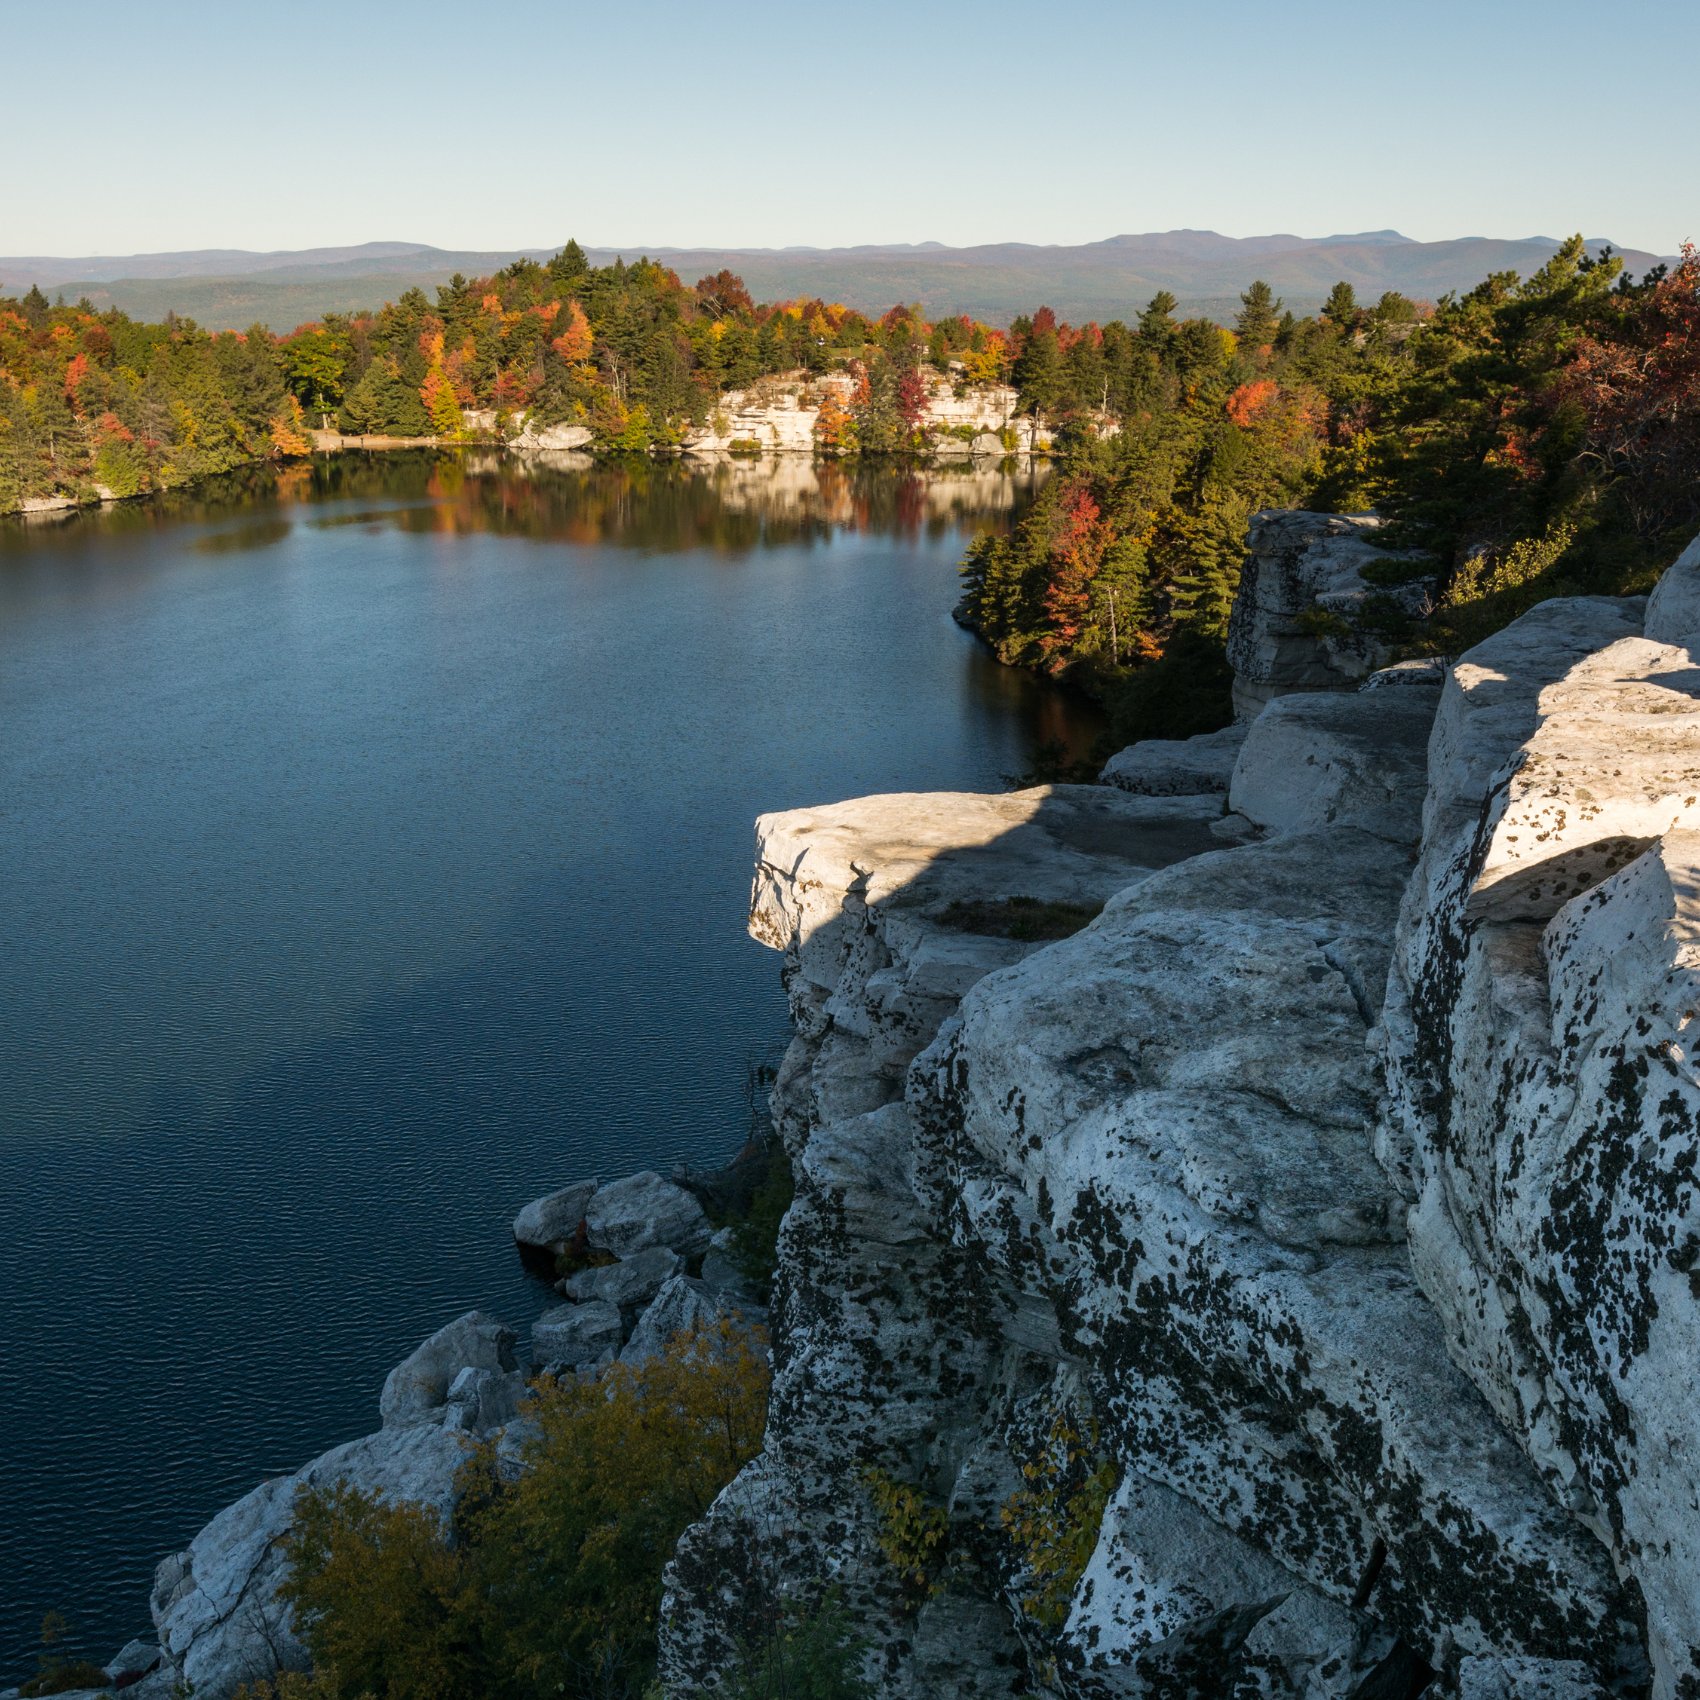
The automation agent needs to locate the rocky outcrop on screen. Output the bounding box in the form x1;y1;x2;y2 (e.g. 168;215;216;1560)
147;1310;531;1698
662;528;1700;1698
1379;584;1700;1699
677;369;1058;459
1226;511;1432;721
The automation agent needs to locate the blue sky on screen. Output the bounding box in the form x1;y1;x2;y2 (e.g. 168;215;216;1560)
6;0;1695;258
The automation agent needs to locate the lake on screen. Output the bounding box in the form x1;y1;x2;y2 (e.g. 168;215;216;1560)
0;450;1104;1677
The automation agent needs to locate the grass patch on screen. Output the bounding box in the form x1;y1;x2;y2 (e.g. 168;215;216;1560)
938;895;1104;942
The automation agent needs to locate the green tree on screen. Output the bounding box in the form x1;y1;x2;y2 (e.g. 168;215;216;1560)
1234;280;1281;353
1321;281;1358;332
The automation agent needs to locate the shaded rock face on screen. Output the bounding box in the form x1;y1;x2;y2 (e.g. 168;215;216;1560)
658;592;1694;1698
1225;511;1431;722
1380;590;1700;1699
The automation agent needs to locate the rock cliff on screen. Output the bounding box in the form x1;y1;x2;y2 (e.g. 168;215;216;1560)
85;521;1700;1700
661;526;1700;1700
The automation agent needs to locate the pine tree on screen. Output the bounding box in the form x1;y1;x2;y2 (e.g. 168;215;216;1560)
1322;281;1359;333
1234;281;1282;353
1138;291;1179;353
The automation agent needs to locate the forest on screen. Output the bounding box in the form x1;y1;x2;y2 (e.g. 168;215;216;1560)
3;235;1696;755
961;239;1700;753
0;241;1015;511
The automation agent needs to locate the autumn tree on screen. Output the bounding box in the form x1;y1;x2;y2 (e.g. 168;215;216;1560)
279;1319;771;1700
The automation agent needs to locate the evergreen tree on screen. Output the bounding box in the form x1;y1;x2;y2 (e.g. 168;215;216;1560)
1322;281;1359;332
1234;281;1282;352
1137;291;1179;352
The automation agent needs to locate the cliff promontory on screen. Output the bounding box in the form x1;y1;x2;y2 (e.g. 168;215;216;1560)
661;527;1700;1700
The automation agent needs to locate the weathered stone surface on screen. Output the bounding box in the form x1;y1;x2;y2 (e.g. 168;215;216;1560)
1641;532;1700;644
1456;1656;1612;1700
621;1274;719;1364
677;370;1062;458
508;417;593;452
562;1244;683;1319
585;1171;713;1258
443;1363;524;1432
701;1228;765;1308
1229;684;1440;843
512;1178;598;1249
533;1299;623;1369
1063;1472;1356;1693
663;630;1656;1698
379;1309;517;1429
1381;593;1700;1699
1100;724;1249;796
1225;510;1431;720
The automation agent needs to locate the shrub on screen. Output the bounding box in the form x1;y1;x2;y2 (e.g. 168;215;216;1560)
1101;628;1235;747
726;1143;794;1299
998;1411;1117;1630
21;1664;115;1698
716;1588;873;1700
279;1319;771;1700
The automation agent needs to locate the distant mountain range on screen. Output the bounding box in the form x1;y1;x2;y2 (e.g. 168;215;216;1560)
2;231;1679;332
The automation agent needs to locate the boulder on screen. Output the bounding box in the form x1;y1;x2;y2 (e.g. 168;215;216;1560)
584;1171;713;1258
1228;683;1440;844
561;1244;682;1319
532;1299;623;1369
443;1364;523;1433
1100;723;1247;796
1225;509;1431;720
104;1639;162;1681
512;1179;598;1250
1642;530;1700;644
151;1422;470;1698
379;1310;517;1430
701;1228;765;1309
621;1274;718;1364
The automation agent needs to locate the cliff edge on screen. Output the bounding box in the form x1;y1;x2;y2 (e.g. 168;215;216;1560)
661;528;1700;1700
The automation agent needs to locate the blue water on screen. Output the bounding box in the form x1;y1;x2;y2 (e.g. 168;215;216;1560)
0;452;1099;1677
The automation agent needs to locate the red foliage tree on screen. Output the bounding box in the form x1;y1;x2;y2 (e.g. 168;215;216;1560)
1548;245;1700;533
1038;482;1113;670
694;271;754;319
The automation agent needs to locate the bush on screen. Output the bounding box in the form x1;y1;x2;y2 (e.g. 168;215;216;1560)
279;1319;771;1700
716;1589;873;1700
21;1664;115;1698
726;1141;794;1301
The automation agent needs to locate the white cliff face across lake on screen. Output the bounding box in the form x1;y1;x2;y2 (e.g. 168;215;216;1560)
0;450;1093;1678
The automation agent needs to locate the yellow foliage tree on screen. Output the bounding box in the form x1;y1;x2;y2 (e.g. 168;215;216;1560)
279;1317;770;1700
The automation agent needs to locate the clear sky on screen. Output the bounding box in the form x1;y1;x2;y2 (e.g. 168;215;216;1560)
6;0;1695;259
